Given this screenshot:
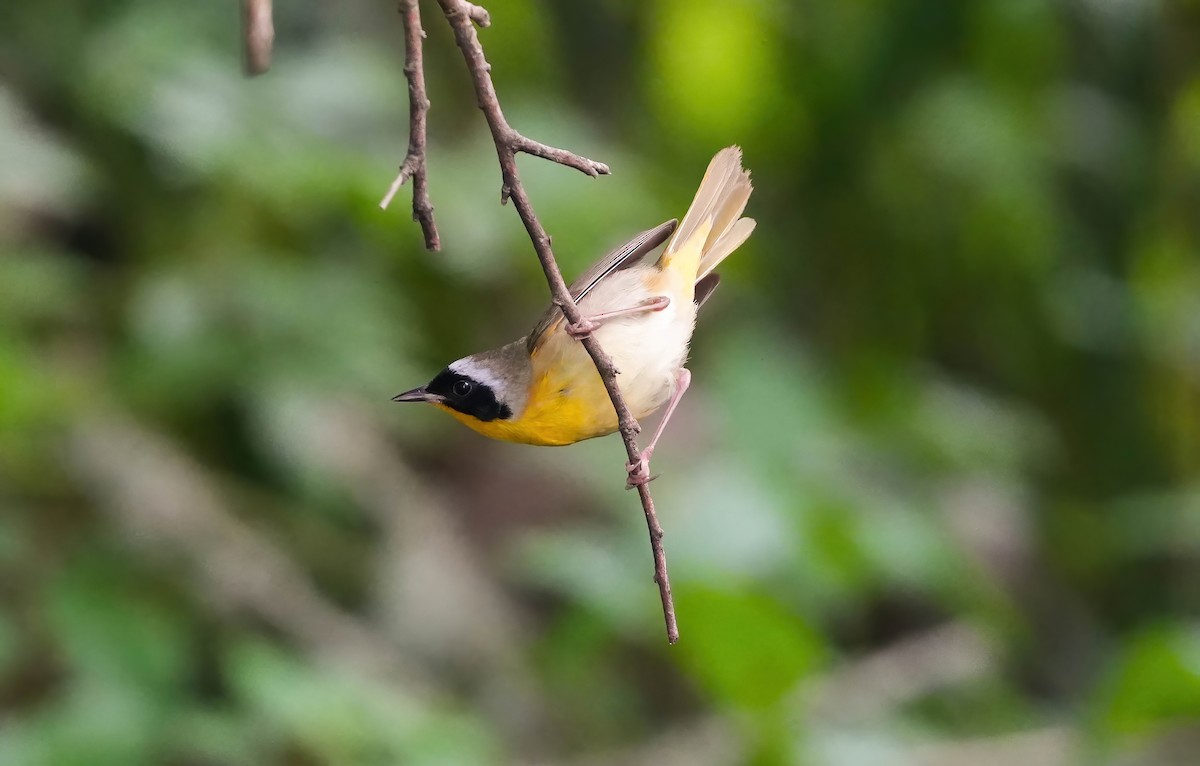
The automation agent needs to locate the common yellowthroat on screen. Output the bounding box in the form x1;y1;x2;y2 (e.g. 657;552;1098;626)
394;146;755;484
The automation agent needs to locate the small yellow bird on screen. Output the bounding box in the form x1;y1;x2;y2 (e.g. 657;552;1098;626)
393;146;755;485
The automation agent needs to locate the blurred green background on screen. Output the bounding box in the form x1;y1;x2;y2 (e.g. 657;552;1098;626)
2;0;1200;764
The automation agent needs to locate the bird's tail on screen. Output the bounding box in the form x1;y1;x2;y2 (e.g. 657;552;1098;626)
659;146;756;283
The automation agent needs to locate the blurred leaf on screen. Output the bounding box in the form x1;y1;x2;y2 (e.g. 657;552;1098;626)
1175;76;1200;171
650;0;780;145
7;676;161;766
227;639;496;766
661;456;799;584
46;555;189;697
1097;624;1200;735
0;248;87;326
673;586;824;709
512;527;653;634
0;85;88;217
0;337;63;449
0;609;17;675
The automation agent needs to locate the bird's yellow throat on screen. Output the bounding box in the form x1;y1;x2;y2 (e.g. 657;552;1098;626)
433;365;613;446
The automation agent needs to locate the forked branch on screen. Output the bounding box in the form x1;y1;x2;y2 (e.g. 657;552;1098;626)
426;0;677;643
380;0;440;251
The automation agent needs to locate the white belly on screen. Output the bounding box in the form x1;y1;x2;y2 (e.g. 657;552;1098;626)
581;268;696;419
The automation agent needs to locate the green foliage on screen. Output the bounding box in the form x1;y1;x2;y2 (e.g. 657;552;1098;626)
673;586;824;710
1098;624;1200;735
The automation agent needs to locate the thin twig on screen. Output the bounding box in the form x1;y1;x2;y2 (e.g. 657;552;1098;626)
380;0;441;250
433;0;675;643
241;0;274;76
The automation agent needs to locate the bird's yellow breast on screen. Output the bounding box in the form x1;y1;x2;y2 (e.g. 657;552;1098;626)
435;366;616;446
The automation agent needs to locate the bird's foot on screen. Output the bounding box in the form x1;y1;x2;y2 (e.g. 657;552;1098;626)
566;297;671;341
566;318;598;340
625;451;658;489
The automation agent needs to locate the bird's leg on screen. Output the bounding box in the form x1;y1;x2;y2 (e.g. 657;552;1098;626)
627;368;691;488
566;296;670;340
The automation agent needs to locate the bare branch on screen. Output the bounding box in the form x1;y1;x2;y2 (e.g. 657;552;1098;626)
241;0;274;76
381;0;440;251
433;0;675;643
512;133;610;178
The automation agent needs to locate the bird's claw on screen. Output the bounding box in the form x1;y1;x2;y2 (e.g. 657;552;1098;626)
566;318;597;340
625;454;657;489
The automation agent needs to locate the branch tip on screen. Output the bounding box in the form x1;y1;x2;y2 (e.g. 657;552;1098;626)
241;0;274;76
464;2;491;27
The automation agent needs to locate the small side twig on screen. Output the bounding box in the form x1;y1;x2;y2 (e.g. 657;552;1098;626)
380;0;440;251
241;0;274;76
459;1;492;27
433;0;675;643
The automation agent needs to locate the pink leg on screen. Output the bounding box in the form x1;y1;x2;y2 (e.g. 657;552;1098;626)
567;296;670;339
627;368;691;488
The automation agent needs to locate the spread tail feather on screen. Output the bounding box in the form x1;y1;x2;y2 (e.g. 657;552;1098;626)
661;146;756;282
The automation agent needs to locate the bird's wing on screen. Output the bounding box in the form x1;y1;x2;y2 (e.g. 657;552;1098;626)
526;219;677;354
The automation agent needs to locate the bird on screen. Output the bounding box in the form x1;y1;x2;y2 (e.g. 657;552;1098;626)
393;146;755;486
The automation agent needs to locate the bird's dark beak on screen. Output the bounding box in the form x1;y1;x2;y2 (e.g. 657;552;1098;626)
392;387;435;403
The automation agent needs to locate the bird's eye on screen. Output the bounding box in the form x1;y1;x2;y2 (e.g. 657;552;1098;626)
452;380;473;397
